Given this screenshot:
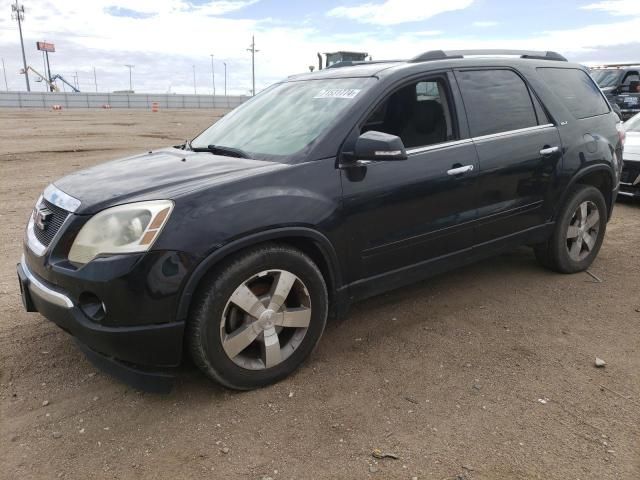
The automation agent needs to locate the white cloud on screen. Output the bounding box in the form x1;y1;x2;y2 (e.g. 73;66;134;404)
472;21;499;27
581;0;640;15
1;0;640;94
327;0;474;26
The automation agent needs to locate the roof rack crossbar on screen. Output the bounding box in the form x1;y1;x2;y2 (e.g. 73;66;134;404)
410;49;567;63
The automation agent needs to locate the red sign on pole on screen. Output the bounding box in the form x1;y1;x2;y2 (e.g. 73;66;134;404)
36;41;55;53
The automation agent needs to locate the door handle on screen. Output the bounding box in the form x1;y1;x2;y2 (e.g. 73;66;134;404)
447;164;474;176
539;146;560;156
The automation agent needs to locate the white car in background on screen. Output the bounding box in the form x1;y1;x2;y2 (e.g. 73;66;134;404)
620;113;640;198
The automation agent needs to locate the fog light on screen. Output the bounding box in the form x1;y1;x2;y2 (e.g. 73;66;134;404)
79;292;106;323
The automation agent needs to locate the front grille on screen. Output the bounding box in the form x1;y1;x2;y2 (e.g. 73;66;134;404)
621;161;640;185
33;199;70;247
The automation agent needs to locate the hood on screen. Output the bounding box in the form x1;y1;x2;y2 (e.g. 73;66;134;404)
54;147;287;214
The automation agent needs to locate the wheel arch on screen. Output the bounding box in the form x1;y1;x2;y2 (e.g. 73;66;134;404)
176;227;345;324
558;165;615;221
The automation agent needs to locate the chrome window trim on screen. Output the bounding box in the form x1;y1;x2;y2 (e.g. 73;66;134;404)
20;255;73;309
405;124;555;156
44;184;81;213
472;124;555;142
406;139;473;156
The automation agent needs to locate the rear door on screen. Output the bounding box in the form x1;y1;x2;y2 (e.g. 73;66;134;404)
455;68;563;245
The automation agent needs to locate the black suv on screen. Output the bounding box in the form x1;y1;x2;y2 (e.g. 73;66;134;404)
591;64;640;120
18;50;623;391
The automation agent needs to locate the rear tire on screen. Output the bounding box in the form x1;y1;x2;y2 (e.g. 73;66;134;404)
535;185;607;273
187;244;328;390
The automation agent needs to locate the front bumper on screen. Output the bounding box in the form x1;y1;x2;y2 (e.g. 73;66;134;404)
17;257;185;391
618;159;640;198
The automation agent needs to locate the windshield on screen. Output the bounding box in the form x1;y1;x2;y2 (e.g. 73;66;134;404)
191;77;375;160
625;113;640;132
591;69;623;88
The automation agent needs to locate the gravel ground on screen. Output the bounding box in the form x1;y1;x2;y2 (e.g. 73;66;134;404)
1;108;639;480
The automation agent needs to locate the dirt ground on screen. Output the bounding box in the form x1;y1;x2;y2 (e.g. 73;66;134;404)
1;108;639;480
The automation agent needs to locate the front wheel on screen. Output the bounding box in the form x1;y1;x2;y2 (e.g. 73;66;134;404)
535;185;607;273
187;244;328;390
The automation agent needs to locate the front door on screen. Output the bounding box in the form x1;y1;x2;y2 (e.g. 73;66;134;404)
340;74;479;289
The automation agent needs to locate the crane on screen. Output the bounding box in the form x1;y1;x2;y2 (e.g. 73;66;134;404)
20;66;58;91
19;66;81;92
50;74;80;92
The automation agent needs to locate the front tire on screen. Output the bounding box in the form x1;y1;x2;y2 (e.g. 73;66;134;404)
187;244;328;390
535;185;607;273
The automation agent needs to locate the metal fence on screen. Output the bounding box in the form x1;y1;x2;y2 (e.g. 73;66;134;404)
0;91;249;109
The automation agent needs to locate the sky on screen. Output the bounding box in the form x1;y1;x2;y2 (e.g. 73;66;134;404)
0;0;638;95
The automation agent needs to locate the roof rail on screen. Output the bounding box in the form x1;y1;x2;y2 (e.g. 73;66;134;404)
410;49;567;63
325;59;403;69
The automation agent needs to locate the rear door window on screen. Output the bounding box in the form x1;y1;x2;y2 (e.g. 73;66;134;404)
456;69;538;137
538;68;610;119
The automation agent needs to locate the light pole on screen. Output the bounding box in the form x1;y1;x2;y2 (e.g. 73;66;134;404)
93;66;98;92
224;62;227;97
1;58;8;91
247;35;259;96
210;54;216;97
11;1;30;92
124;64;134;92
192;64;196;94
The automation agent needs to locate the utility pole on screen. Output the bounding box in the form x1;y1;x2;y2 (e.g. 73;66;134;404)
124;64;134;92
192;64;196;94
11;1;30;92
210;54;215;97
224;62;227;97
93;66;98;92
74;71;79;90
41;51;47;91
246;35;259;96
1;58;8;91
45;50;51;89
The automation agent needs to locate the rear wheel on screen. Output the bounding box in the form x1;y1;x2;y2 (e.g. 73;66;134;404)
187;244;328;390
535;185;607;273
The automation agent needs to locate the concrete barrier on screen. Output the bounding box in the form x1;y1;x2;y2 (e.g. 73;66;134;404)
0;91;248;109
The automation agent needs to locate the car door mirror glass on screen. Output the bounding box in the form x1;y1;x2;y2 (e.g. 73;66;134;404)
353;130;408;162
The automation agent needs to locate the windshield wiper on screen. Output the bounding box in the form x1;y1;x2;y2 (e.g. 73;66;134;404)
192;144;251;159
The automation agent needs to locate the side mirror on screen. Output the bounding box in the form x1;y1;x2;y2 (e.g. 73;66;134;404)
353;131;408;162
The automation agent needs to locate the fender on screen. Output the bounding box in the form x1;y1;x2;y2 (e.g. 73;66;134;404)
175;226;345;322
555;163;616;221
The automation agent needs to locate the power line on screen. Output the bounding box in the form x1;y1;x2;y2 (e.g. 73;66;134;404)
11;0;30;92
247;35;259;96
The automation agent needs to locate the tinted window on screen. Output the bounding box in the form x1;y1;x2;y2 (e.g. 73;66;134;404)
457;69;538;137
538;68;610;119
362;78;454;148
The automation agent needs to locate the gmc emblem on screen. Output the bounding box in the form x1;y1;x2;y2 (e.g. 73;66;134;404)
34;207;53;231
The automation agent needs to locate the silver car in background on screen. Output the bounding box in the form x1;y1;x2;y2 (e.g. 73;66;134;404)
620;113;640;198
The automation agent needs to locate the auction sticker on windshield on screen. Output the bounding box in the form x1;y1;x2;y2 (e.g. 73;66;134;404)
314;88;361;99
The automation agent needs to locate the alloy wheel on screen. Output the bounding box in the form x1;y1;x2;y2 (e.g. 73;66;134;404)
219;270;312;370
566;200;600;262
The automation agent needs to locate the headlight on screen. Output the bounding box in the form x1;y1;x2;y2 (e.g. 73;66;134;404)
68;200;174;265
